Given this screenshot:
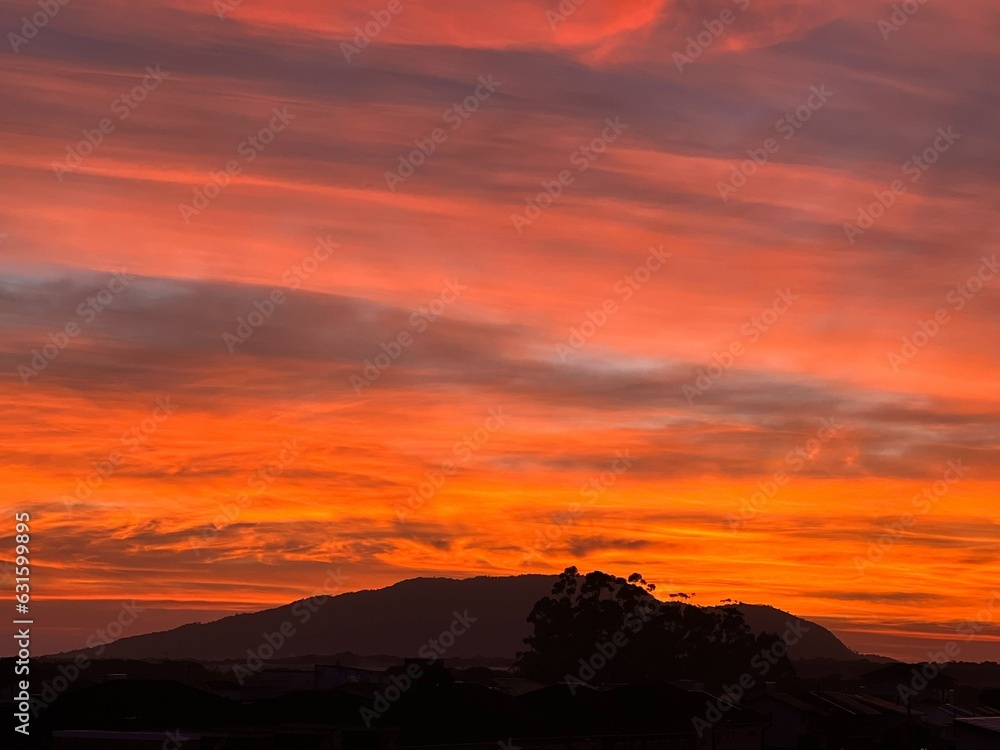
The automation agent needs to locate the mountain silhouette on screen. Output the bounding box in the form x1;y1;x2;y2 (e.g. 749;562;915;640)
68;574;858;662
76;575;553;661
729;603;858;660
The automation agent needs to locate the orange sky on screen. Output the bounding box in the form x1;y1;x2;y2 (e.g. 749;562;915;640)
0;0;998;660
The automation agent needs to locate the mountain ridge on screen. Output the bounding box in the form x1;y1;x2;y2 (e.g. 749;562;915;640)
59;574;863;662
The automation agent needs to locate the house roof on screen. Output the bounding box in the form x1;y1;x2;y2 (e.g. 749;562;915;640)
751;691;924;719
751;692;822;714
956;717;1000;734
847;693;918;716
813;691;883;716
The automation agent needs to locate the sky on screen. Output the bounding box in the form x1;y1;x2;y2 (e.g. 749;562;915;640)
0;0;998;661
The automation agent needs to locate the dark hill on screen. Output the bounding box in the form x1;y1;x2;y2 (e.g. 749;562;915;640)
733;603;859;660
80;574;554;661
70;574;858;662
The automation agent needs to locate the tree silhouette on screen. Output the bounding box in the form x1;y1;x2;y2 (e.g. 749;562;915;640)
517;566;792;686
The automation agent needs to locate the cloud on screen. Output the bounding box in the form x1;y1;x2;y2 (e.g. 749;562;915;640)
1;0;998;662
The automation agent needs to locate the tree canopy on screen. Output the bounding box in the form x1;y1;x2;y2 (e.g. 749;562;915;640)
517;566;792;686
